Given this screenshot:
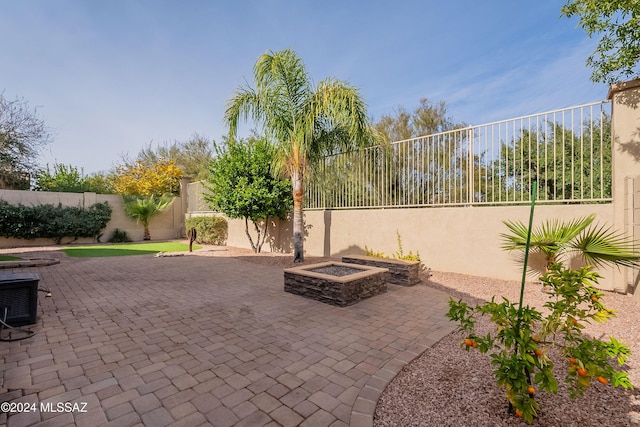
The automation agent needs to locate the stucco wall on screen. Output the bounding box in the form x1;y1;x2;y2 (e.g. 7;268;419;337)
221;204;617;290
0;190;185;248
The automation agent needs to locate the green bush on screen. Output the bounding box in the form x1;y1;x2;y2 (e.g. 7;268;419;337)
0;200;112;243
185;216;227;245
448;264;633;423
108;228;132;243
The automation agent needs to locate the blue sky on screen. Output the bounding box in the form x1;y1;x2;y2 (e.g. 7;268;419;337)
0;1;609;174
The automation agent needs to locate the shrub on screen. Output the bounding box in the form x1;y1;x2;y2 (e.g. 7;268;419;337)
108;228;132;243
364;246;387;258
366;231;423;265
0;201;112;243
447;263;633;423
185;216;227;245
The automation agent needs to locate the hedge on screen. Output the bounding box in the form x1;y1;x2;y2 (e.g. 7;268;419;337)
0;200;112;243
185;215;227;245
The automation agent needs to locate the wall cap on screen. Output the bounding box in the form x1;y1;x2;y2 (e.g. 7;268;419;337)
607;78;640;100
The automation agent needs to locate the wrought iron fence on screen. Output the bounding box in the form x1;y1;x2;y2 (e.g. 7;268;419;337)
187;181;212;212
306;101;612;209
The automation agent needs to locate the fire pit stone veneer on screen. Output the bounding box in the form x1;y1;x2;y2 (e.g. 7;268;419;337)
284;262;388;307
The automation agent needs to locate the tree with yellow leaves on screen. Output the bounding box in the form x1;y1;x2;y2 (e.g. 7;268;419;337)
111;158;183;197
111;158;183;240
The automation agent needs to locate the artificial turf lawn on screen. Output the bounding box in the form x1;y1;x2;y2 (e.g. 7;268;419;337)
61;242;201;258
0;256;20;261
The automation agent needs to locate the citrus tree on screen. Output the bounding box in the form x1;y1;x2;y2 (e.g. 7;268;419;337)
448;263;633;423
206;136;292;253
225;48;371;262
449;211;638;423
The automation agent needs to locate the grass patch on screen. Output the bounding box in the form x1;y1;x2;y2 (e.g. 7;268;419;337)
61;242;201;258
0;255;20;261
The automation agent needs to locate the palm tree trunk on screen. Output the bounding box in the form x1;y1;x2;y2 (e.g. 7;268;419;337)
143;226;151;241
292;169;304;263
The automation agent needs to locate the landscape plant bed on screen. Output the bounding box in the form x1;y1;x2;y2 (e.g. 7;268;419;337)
284;261;388;307
342;254;421;286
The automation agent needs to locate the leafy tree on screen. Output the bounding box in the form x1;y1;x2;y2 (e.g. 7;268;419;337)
137;134;214;181
494;116;611;202
373;98;461;143
34;163;115;194
561;0;640;83
34;164;85;192
225;48;371;262
206;136;292;253
0;93;51;186
111;158;184;196
122;195;173;240
360;98;478;206
83;173;115;194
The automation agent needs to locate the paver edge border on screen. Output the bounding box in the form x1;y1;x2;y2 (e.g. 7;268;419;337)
349;322;457;427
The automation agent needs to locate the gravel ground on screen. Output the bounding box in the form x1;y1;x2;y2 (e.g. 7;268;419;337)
3;243;638;425
375;270;640;427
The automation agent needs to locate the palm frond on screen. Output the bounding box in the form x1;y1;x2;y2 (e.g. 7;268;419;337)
572;223;640;269
500;219;530;251
535;215;595;247
122;196;173;227
224;86;262;138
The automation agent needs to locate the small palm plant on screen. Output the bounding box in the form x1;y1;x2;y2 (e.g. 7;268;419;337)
501;214;639;275
122;195;173;241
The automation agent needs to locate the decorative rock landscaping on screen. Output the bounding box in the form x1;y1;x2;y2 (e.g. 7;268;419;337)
341;255;422;286
284;261;388;306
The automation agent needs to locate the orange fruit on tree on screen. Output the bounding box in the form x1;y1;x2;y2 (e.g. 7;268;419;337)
597;376;608;385
464;338;473;347
568;357;577;364
527;386;535;394
534;349;543;356
591;296;599;302
577;367;588;377
471;341;478;348
515;409;523;418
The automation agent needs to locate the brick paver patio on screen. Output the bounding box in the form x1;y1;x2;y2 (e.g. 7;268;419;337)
0;250;455;426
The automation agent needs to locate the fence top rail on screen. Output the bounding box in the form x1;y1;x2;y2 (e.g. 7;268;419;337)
364;99;611;149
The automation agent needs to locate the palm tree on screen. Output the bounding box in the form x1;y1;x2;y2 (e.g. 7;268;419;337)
225;49;371;262
501;214;639;275
122;195;173;241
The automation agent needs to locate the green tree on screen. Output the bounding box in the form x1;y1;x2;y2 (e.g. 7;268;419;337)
562;0;640;83
137;134;214;181
0;93;51;187
494;117;611;202
206;136;292;253
373;98;461;143
225;49;371;262
369;98;478;206
83;173;115;194
122;195;173;241
34;163;115;194
34;164;85;192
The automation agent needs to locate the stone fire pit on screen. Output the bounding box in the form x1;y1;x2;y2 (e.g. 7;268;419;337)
284;261;388;307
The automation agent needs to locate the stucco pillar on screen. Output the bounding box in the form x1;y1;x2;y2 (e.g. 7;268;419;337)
607;79;640;296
